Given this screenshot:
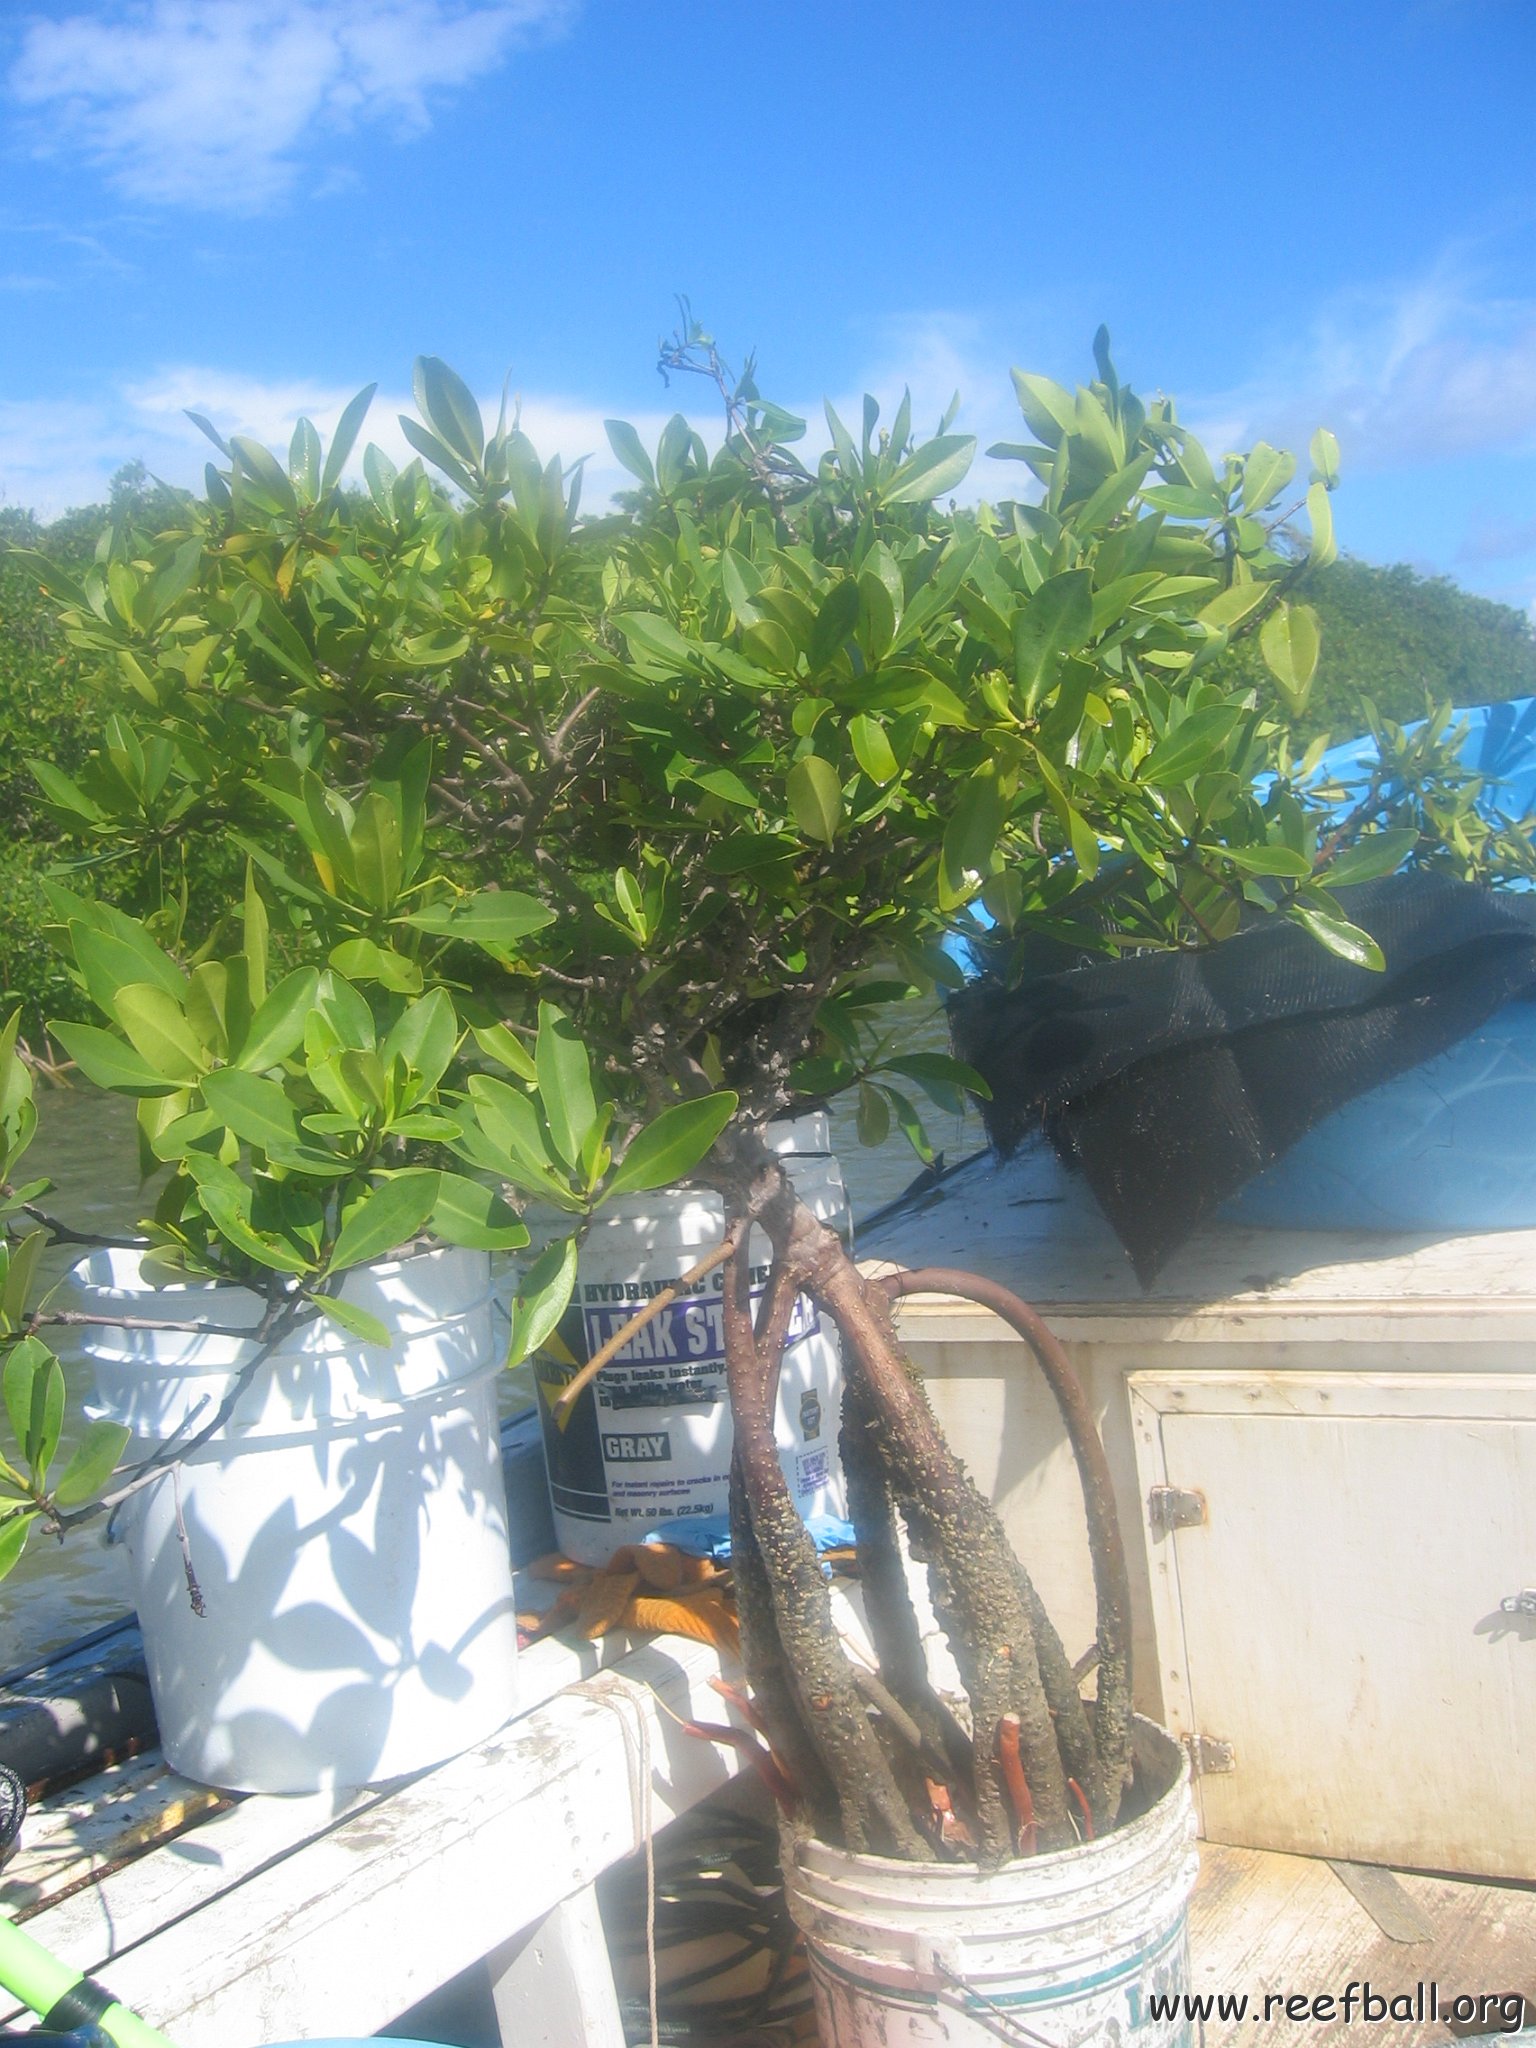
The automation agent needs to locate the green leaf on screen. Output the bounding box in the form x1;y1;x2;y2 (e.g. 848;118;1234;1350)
382;988;460;1096
4;1336;49;1455
1198;581;1272;631
363;442;398;515
111;984;208;1082
1013;568;1094;710
1215;843;1313;878
1321;828;1417;888
604;419;655;487
880;434;976;505
321;383;378;493
688;764;760;809
1138;703;1247;786
1294;902;1385;972
328;939;424;993
1240;441;1296;513
848;713;899;785
403;889;555;945
230;435;298;513
471;1022;538;1082
604;1092;739;1198
1306;481;1337;569
879;1051;992;1111
68;917;187;1007
348;790;404;911
29;760;104;823
431;1173;530;1251
413;356;484;467
235;967;321;1071
201;1067;303;1153
1260;601;1322;713
0;1512;33;1580
1;1229;47;1330
187;1163;314;1273
243;861;270;1007
289;417;322;499
399;415;478;494
535;1001;598;1171
50;1020;176;1096
54;1421;130;1506
809;580;860;669
310;1293;392;1346
615;610;702;671
506;1235;579;1369
856;1082;891;1148
463;1075;576;1204
1309;426;1341;489
720;548;763;625
185;962;230;1060
1142;483;1226;521
786;755;843;846
329;1171;442;1272
1009;371;1076;446
939;769;1004;911
5;1337;64;1480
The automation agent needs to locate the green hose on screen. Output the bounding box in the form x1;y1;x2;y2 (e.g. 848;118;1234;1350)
0;1913;177;2048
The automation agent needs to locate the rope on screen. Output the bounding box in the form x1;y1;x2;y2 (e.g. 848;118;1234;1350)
574;1672;659;2048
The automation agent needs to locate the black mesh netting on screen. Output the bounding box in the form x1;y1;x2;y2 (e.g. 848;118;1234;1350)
949;873;1536;1283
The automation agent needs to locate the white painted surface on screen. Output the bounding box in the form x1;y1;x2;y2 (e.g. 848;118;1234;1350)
1131;1371;1536;1879
487;1884;626;2048
865;1142;1536;1878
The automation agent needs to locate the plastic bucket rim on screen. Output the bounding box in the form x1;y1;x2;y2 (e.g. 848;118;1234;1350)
790;1715;1189;1886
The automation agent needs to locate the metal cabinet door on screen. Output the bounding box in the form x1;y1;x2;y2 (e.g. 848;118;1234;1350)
1130;1370;1536;1878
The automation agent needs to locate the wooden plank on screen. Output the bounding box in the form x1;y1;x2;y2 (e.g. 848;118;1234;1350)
35;1637;741;2048
0;1754;227;1919
0;1631;742;2043
1187;1843;1536;2045
0;1614;711;1998
487;1884;627;2048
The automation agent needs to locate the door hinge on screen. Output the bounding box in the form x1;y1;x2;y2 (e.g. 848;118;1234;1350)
1187;1734;1236;1776
1149;1485;1207;1532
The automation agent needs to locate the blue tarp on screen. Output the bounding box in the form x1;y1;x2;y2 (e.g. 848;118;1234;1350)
1224;698;1536;1231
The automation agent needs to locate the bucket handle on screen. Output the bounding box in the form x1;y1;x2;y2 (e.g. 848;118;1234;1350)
929;1951;1064;2048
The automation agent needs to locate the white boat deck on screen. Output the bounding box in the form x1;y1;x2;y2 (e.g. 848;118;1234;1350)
6;1605;1534;2044
1188;1842;1536;2043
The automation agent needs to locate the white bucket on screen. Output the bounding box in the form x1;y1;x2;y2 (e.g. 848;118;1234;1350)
76;1244;520;1795
529;1114;851;1566
782;1719;1200;2048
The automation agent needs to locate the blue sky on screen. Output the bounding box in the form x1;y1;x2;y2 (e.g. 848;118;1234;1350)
2;0;1534;616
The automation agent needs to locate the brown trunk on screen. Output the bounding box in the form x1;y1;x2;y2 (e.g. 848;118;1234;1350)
709;1133;1129;1864
719;1200;927;1858
879;1267;1132;1827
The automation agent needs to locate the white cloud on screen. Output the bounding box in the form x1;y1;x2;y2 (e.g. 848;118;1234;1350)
0;367;676;521
6;0;574;213
1188;256;1536;474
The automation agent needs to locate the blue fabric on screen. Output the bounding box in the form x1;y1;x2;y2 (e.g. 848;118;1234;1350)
1308;695;1536;835
1222;699;1536;1230
643;1512;857;1564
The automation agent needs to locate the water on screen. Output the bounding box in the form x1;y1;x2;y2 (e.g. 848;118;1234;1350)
3;1034;982;1675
